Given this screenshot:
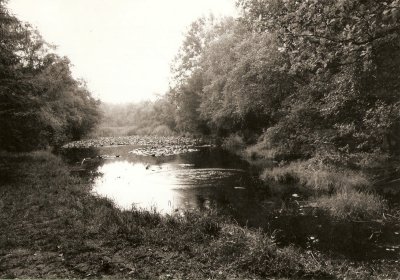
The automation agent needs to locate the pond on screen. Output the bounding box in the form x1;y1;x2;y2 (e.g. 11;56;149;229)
62;143;400;263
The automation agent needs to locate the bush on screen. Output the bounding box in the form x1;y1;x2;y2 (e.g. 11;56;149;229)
244;142;278;160
221;134;245;153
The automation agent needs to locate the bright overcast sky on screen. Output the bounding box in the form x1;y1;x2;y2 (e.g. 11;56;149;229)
7;0;237;103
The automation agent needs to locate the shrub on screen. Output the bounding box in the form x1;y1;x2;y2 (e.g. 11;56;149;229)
221;134;245;153
244;142;278;160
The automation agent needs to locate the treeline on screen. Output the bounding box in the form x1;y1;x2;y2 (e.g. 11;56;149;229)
0;1;100;151
159;0;400;169
95;100;175;136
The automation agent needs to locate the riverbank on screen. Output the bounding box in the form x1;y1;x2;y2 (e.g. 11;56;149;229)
0;150;399;279
221;134;400;222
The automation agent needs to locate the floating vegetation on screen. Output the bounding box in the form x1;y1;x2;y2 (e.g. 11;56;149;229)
62;135;209;149
128;145;199;157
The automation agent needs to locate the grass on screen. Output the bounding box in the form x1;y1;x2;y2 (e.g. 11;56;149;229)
261;159;371;192
221;139;389;223
259;158;391;222
313;190;387;221
0;151;398;279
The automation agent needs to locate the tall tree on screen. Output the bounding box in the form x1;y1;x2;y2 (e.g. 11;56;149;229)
169;16;234;134
0;1;101;151
237;0;400;164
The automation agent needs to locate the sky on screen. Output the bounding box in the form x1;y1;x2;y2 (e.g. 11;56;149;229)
7;0;237;103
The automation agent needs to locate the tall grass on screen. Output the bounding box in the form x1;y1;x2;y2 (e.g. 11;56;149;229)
261;159;371;192
314;190;387;220
260;158;389;221
210;225;326;278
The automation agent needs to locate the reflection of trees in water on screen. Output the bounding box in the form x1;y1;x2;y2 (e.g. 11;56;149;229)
269;210;399;261
185;183;399;261
60;147;103;176
179;148;250;170
60;147;100;164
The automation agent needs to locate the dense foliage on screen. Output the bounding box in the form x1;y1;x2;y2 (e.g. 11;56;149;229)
0;1;100;151
166;0;400;168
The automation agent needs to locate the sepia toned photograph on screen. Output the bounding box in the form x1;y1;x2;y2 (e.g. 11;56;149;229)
0;0;399;279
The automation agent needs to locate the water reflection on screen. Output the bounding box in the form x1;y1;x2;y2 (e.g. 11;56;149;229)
94;161;179;211
93;157;251;213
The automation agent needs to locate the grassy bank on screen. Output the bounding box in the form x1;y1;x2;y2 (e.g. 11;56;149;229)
221;135;390;221
0;151;398;279
260;159;389;221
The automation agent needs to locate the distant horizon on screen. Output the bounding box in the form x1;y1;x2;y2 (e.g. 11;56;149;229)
7;0;237;103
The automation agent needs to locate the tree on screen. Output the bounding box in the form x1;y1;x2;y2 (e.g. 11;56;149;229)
0;1;101;151
237;0;400;165
169;16;235;134
199;24;293;135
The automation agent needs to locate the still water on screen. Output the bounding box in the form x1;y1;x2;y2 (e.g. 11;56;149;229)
65;145;272;216
62;145;400;262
